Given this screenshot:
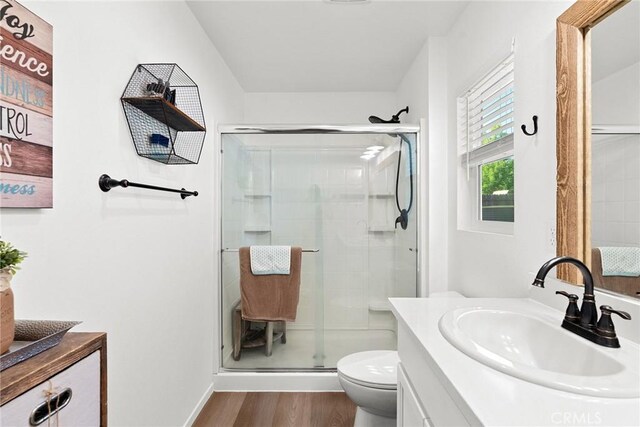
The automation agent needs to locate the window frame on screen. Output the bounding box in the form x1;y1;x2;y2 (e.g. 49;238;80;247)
457;52;516;235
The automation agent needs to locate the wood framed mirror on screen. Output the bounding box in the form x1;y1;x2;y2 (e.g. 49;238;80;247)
556;0;638;290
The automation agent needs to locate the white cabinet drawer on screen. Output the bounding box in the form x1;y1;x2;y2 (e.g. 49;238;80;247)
398;363;431;427
398;327;471;426
1;351;100;427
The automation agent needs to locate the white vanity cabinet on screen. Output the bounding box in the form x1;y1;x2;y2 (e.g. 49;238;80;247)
396;326;472;427
391;298;640;427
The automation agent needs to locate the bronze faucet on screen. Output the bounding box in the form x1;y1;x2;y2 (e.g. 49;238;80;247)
532;256;631;348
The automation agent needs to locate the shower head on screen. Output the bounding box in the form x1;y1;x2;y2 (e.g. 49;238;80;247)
368;106;411;141
390;106;409;123
367;107;414;231
368;106;409;124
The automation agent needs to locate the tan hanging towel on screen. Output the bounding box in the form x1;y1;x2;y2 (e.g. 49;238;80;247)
239;246;302;322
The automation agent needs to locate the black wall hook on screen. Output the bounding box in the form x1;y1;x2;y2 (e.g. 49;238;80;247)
521;115;538;136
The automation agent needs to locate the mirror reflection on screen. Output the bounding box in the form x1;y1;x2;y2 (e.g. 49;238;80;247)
590;1;640;298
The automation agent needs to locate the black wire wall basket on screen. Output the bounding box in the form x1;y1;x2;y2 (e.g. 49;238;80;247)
121;64;206;165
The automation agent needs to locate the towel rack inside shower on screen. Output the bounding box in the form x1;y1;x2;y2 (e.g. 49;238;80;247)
222;248;320;253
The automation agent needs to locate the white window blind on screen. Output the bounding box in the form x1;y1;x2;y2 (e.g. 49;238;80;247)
458;53;515;170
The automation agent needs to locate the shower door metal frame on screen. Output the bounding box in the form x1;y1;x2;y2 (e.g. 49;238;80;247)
217;123;423;372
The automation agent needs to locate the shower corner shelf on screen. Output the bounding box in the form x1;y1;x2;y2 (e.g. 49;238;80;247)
368;225;396;233
121;63;207;165
244;226;271;233
369;299;393;312
244;192;272;198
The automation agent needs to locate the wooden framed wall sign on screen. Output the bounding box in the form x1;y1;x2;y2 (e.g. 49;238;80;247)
0;0;53;208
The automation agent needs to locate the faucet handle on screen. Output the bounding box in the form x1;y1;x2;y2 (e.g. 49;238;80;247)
555;291;580;322
555;290;578;300
596;305;632;339
600;305;631;320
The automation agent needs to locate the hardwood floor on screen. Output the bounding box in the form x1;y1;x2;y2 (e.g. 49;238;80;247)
193;392;356;427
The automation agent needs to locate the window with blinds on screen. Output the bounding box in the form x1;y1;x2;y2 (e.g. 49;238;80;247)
457;53;515;225
458;53;515;168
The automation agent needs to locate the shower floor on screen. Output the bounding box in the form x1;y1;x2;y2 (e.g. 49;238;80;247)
223;328;397;370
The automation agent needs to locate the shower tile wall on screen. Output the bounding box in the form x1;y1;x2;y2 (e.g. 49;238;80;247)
271;149;321;329
221;144;275;360
591;58;639;249
368;146;402;329
391;136;418;303
225;142;401;327
271;148;373;330
221;136;246;360
592;134;640;247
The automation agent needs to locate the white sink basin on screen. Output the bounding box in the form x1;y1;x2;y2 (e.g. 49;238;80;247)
439;307;640;398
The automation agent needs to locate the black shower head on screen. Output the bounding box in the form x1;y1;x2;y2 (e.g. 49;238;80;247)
390;106;409;123
368;106;409;124
367;106;415;232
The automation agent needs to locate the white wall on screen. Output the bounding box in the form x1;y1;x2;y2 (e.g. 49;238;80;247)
395;37;449;295
443;1;572;297
2;1;244;425
244;92;397;124
592;61;640;126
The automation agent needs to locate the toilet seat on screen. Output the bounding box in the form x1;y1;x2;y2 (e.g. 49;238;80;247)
337;350;399;391
339;372;397;391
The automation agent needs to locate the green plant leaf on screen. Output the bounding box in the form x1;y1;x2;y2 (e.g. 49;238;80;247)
0;240;27;276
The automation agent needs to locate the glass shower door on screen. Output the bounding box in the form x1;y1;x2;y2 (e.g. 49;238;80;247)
220;129;418;370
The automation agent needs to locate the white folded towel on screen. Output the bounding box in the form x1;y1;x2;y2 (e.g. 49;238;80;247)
599;247;640;277
250;246;291;275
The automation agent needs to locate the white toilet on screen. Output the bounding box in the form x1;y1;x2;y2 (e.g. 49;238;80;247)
337;350;399;427
337;291;465;426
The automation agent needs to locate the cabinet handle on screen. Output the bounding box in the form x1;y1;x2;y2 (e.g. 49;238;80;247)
29;387;73;426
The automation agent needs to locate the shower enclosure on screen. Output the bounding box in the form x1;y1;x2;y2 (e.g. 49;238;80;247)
220;125;420;370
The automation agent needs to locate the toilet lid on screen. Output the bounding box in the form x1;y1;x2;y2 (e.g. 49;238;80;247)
337;351;399;390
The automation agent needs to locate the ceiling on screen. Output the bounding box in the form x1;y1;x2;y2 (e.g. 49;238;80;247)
187;0;469;92
591;0;640;82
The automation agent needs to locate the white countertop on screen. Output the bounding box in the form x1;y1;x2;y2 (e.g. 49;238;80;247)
390;297;640;426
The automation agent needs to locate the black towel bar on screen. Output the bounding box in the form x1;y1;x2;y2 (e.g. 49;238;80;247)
98;174;198;199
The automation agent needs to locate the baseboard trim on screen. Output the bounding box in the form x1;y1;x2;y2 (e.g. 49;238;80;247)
213;372;341;391
184;382;215;427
